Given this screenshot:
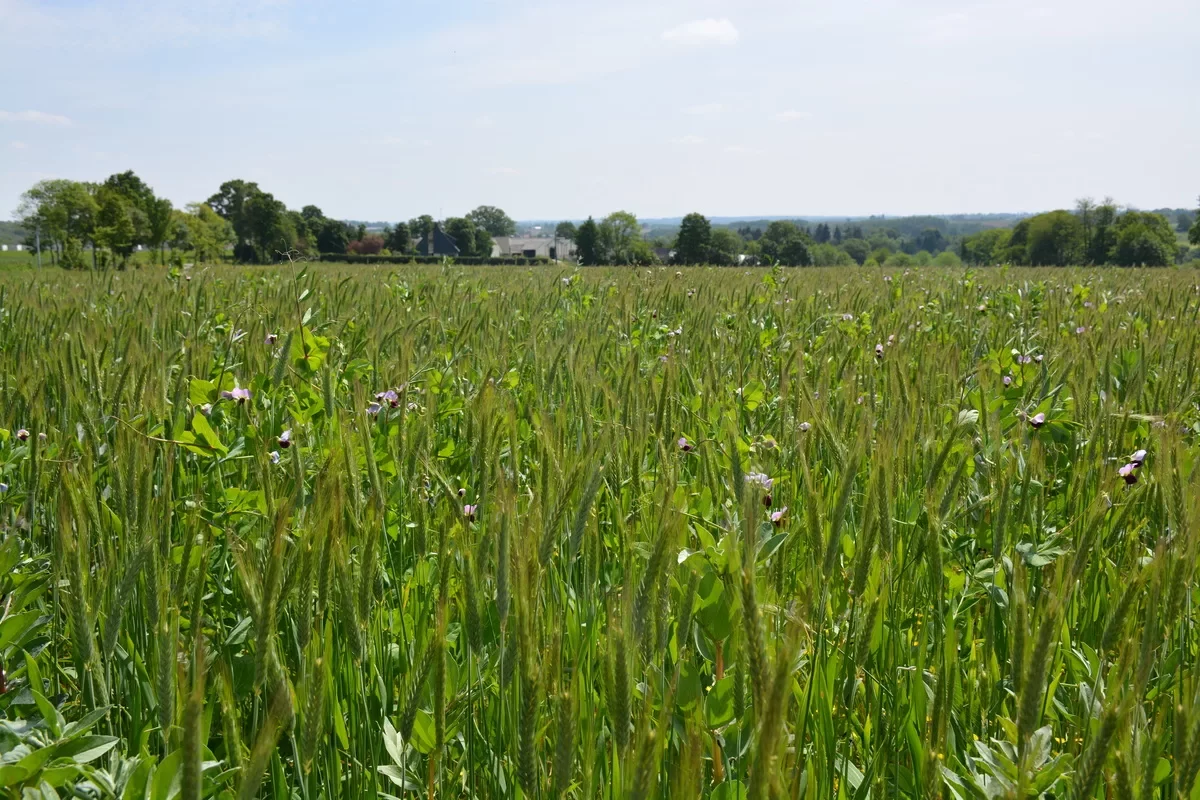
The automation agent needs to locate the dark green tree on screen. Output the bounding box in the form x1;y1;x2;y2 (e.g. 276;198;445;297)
760;221;813;266
444;217;480;257
1113;211;1177;266
841;238;870;265
814;223;830;244
555;221;577;241
674;212;712;265
317;219;352;254
467;205;517;237
575;217;600;265
832;225;842;244
708;228;742;266
386;221;412;253
1191;197;1200;246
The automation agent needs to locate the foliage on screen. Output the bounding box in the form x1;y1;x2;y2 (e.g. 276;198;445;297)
598;211;643;265
3;265;1199;800
555;221;577;241
466;205;517;237
760;221;812;266
576;217;601;265
674;212;712;265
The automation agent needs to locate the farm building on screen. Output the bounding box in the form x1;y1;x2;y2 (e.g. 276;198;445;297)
491;236;575;260
413;224;461;257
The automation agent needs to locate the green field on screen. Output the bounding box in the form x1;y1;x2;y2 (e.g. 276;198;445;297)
0;264;1198;799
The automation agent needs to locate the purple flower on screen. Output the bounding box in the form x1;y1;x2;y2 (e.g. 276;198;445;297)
269;451;281;465
15;429;29;442
842;313;854;322
745;472;773;492
1003;375;1013;386
1076;326;1087;334
0;483;8;493
1130;449;1147;467
678;437;692;452
770;507;788;526
883;275;892;283
1083;301;1093;308
1030;412;1046;428
222;387;251;403
875;344;884;359
1035;354;1044;363
375;389;400;408
799;422;811;432
1119;462;1137;484
367;402;383;416
265;333;278;345
278;430;292;449
1018;354;1032;365
199;403;212;417
458;487;466;498
463;504;478;522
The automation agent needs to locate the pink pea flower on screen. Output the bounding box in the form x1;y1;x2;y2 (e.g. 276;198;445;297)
1118;463;1137;485
770;507;788;527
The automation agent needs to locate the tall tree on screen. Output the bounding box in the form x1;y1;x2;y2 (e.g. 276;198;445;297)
555;221;577;241
1191;196;1200;246
146;196;174;264
674;212;712;265
598;211;641;265
760;221;813;267
93;187;138;268
708;228;743;266
466;205;517;237
814;223;831;244
386;221;412;253
444;217;481;257
832;225;843;244
575;217;600;265
1113;211;1177;266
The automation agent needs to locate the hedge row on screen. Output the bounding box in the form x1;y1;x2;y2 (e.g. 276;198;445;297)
318;253;553;266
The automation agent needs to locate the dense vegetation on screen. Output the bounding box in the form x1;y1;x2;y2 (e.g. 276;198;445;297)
14;173;1200;269
1;264;1200;798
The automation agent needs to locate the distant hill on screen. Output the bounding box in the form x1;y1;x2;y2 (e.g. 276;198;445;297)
0;221;27;246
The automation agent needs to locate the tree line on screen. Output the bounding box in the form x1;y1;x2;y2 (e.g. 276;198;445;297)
14;171;1200;268
14;173;521;268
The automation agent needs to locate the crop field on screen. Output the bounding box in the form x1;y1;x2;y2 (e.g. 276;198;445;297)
1;264;1199;800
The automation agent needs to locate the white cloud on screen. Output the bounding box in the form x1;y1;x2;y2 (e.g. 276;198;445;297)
10;141;28;150
487;167;520;176
662;18;740;46
774;110;812;121
683;103;725;115
670;135;705;145
0;110;71;126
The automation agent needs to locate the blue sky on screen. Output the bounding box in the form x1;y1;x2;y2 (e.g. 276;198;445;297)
2;0;1198;221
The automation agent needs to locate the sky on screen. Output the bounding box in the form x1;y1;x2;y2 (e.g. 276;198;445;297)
2;0;1198;222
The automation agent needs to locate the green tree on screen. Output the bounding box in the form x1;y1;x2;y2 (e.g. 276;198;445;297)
411;215;435;244
961;228;1012;265
1113;211;1177;266
555;221;577;241
386;221;412;254
708;228;742;266
811;243;855;266
207;179;261;254
760;221;813;266
1085;199;1119;264
444;217;482;257
467;205;517;237
15;179;97;267
93;187;138;268
474;228;494;258
575;217;601;265
182;203;234;263
145;197;174;264
1191;197;1200;246
242;190;294;262
933;250;963;267
814;223;831;244
841;238;870;265
598;211;641;265
1024;210;1084;266
674;212;712;265
317;219;352;254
